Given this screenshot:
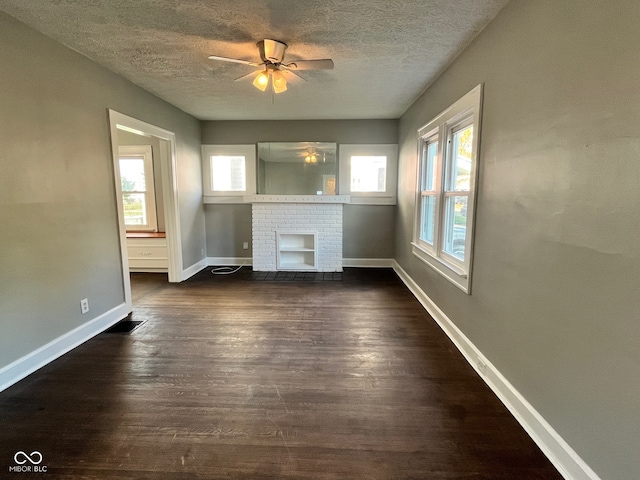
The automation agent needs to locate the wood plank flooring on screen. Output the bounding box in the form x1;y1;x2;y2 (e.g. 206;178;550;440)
0;268;563;479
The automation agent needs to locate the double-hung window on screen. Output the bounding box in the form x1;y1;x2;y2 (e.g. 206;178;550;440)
118;145;157;232
413;85;482;293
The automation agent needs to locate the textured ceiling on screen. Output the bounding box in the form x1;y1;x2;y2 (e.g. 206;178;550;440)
0;0;509;120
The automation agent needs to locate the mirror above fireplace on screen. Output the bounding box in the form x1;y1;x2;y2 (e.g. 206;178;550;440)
257;142;337;195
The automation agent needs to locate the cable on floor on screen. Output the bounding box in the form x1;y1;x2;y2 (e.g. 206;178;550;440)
211;263;245;275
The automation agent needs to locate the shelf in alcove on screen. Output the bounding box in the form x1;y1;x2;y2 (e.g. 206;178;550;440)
277;233;317;271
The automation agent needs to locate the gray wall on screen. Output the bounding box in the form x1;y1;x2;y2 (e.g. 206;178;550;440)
202;120;397;259
0;12;205;369
395;1;640;479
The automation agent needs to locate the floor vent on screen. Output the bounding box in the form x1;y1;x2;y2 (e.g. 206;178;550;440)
105;320;144;333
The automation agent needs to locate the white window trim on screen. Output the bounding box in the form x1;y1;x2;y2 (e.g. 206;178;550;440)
338;144;398;205
412;84;483;294
118;145;158;232
202;144;257;203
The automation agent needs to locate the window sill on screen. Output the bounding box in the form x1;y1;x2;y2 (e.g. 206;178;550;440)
203;195;250;204
347;195;396;205
411;242;470;294
126;232;166;238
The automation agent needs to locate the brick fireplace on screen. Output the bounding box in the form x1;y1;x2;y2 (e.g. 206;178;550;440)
248;195;349;272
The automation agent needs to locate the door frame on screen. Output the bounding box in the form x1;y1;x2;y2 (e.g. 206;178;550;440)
108;110;183;308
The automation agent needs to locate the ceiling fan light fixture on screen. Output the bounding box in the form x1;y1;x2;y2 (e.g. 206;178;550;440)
272;70;287;93
209;38;334;93
253;70;270;91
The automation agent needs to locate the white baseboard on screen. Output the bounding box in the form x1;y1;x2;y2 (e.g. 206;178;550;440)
206;257;253;266
204;258;395;269
0;303;131;393
392;261;601;480
342;258;395;268
180;257;209;281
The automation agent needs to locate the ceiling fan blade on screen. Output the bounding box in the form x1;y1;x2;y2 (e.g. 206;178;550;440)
285;59;334;70
208;55;261;67
234;70;262;82
281;69;307;82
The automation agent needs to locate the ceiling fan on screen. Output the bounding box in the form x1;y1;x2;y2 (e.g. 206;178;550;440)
208;39;334;93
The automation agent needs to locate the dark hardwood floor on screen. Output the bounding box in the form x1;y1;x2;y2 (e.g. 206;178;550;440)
0;268;563;479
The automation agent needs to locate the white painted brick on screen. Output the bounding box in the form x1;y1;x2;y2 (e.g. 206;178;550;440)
251;202;343;272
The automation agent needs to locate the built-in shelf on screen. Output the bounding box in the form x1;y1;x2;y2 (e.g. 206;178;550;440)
277;233;317;271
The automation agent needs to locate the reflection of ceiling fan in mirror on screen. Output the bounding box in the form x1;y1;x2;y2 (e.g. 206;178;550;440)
208;39;334;93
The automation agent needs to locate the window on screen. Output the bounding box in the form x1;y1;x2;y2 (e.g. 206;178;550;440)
211;155;246;192
202;145;257;202
412;85;483;293
350;156;387;192
338;144;398;204
118;145;157;232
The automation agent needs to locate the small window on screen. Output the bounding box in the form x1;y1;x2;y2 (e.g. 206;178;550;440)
118;145;157;232
210;155;246;192
338;144;398;204
202;145;256;202
412;85;483;293
350;156;387;192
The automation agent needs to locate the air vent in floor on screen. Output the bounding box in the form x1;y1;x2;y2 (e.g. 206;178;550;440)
105;320;144;333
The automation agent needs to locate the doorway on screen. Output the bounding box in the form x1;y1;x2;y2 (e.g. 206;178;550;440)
108;110;183;311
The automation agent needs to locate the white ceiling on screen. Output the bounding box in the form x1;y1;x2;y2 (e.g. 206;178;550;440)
0;0;509;121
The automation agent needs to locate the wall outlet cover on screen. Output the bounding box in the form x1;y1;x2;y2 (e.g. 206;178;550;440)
80;298;89;314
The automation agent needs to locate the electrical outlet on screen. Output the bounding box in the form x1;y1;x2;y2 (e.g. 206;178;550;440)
242;242;249;250
80;298;89;315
